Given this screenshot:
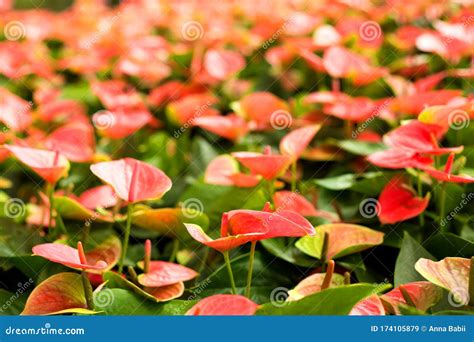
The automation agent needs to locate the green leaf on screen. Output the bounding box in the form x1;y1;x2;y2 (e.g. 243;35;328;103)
335;140;387;156
394;232;435;287
424;233;474;259
93;288;195;315
0;289;27;315
314;172;391;195
102;271;159;303
256;284;390;315
132;207;209;238
260;238;317;267
0;219;44;257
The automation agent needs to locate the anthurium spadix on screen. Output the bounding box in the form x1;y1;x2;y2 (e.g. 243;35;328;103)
90;158;172;273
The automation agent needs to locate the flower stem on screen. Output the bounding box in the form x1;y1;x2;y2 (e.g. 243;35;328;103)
245;241;257;298
169;239;179;262
118;204;133;274
223;251;237;294
81;271;94;310
291;161;297;192
198;247;210;275
47;183;55;237
417;173;425;227
439;182;447;231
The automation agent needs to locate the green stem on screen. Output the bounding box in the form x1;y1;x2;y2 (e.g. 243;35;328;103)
47;183;55;237
83;223;91;245
245;241;257;298
439;182;447;231
417;173;425;227
81;271;94;310
223;251;237;294
267;180;275;206
118;204;133;274
169;239;179;262
54;213;68;237
197;247;210;275
291;161;297;192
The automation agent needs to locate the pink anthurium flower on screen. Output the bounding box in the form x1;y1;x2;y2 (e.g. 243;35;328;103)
273;191;338;222
137;261;198;287
0;88;32;132
381;281;443;314
378;176;430;225
350;295;385;316
186;294;258;316
32;242;107;271
384;121;463;155
203;49;245;81
90;158;172;203
91;158;172;273
367;148;433;169
204;155;260;187
78;185;118;210
5;145;69;184
421;153;474;183
193;114;249;142
279;125;321;161
232;146;291;180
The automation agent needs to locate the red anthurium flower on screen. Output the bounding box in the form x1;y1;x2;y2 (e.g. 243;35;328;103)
418;103;473;134
78;185;117;210
367;148;433;169
322;46;387;85
279;125;321;161
421;153;474;183
5;145;69;184
33;242;107;271
167;93;219;126
92;106;153;140
384;121;463;155
381;281;443;314
232;146;291;180
147;81;204;108
44;123;95;163
90;158;172;203
390;90;463;116
186;294;258;316
350;295;385;316
184;221;267;253
273;191;338;222
91;80;143;110
0;88;32;132
203;49;245;81
137;261;198;287
204;155;260;187
378;176;429;225
234;92;290;131
193;115;249;142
